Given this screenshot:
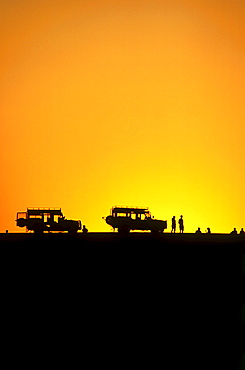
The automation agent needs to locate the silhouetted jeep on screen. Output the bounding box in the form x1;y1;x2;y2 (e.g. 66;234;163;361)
105;206;167;233
16;207;81;234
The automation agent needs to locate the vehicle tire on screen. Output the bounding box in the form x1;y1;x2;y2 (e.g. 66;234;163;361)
17;218;26;228
68;229;77;235
118;225;130;233
151;228;158;233
33;223;44;234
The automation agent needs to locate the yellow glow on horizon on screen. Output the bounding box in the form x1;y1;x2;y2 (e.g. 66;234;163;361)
0;0;244;233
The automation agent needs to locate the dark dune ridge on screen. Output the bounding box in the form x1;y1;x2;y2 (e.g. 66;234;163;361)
1;232;244;369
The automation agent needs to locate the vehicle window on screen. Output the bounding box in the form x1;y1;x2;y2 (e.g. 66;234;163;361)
17;212;26;219
43;214;49;223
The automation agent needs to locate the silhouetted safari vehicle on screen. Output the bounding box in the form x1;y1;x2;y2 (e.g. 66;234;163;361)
105;206;167;233
16;208;81;234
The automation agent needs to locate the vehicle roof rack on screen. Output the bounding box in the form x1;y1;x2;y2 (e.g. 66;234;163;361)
27;207;62;215
112;206;149;214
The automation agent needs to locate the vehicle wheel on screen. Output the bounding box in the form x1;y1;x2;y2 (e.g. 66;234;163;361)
33;223;44;234
118;225;130;233
151;228;158;233
17;218;26;228
68;229;77;235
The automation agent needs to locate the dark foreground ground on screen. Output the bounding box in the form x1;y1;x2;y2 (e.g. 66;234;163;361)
1;231;245;245
1;232;244;368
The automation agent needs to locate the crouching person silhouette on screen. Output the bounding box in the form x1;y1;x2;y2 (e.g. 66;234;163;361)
82;225;88;234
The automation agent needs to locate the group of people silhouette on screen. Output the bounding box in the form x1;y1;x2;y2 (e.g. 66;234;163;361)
195;227;211;234
195;227;244;235
171;215;184;233
230;227;244;235
171;216;244;235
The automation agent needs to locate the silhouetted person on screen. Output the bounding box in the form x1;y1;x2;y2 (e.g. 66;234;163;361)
195;227;202;234
82;225;88;234
178;215;184;233
206;227;211;234
239;228;244;235
230;228;237;235
171;216;176;233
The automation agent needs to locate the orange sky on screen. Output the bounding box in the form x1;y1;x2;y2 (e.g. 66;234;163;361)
1;0;244;233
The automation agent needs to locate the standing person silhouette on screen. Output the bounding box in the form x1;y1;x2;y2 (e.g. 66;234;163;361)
178;215;184;233
171;216;176;233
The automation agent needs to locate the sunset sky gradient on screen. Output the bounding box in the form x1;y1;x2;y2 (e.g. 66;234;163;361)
1;0;244;233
